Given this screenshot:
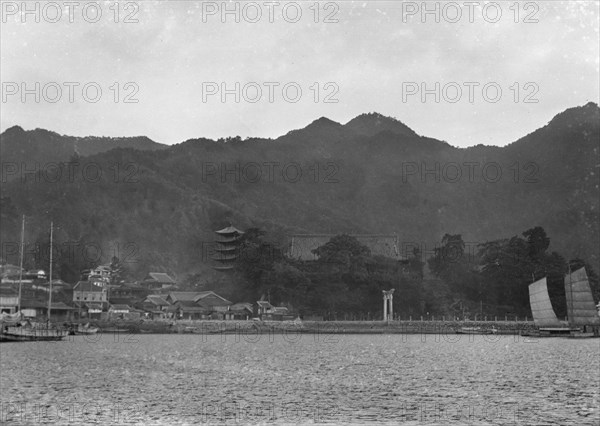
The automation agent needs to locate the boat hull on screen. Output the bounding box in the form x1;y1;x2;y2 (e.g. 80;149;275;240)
0;333;66;342
74;329;98;335
455;327;498;335
0;326;68;342
569;326;600;338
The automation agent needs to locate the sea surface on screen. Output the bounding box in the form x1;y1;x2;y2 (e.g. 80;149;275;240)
0;332;598;425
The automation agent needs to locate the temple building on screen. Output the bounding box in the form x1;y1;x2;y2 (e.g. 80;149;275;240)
213;225;244;271
288;234;407;261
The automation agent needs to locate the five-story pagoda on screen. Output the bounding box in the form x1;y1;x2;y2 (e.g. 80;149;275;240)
213;225;244;271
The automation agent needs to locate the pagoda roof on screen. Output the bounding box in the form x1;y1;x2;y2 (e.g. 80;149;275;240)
215;226;244;235
213;265;235;271
215;237;242;244
215;246;238;252
212;254;238;261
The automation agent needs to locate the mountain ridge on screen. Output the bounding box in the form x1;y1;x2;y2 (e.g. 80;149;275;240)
1;103;598;283
3;102;598;152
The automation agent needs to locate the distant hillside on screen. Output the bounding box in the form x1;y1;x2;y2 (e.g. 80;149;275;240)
0;126;166;171
0;103;598;284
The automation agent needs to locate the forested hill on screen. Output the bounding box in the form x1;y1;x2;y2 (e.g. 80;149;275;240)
0;102;598;282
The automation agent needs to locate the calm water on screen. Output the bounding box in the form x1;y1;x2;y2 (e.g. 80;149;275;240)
0;332;598;425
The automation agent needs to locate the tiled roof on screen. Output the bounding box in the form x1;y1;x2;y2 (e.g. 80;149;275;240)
194;291;231;305
178;306;210;313
110;304;131;311
19;300;74;310
145;295;170;306
109;297;139;306
0;288;18;297
288;234;408;261
73;281;105;292
147;273;176;283
122;282;144;289
177;300;200;308
168;292;202;302
81;302;105;309
229;303;253;312
20;299;48;308
51;302;76;310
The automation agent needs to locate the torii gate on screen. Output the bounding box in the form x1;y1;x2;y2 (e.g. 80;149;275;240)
382;289;394;321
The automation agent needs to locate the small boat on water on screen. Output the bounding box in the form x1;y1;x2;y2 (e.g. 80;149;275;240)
456;326;498;335
528;266;600;338
0;219;68;342
528;276;571;336
69;323;99;335
101;328;130;333
1;320;68;342
564;267;600;338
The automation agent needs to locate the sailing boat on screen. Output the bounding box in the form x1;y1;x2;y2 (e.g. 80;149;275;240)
564;266;600;338
528;276;570;336
528;267;600;338
0;221;68;342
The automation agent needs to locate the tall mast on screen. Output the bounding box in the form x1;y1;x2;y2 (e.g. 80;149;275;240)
568;262;573;328
17;215;25;314
48;221;53;322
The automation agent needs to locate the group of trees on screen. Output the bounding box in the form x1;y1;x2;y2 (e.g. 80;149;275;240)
221;225;598;319
227;231;424;319
428;226;599;317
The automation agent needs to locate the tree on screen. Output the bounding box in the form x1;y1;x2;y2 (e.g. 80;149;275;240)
236;228;286;301
312;234;371;271
408;247;424;280
428;234;476;295
478;236;533;310
109;256;124;284
523;226;550;262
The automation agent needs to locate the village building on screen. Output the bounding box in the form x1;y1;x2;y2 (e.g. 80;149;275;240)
0;264;23;278
141;272;178;293
73;281;108;318
141;295;172;319
0;288;19;314
225;303;254;320
108;304;142;320
256;300;293;320
108;282;148;308
165;291;234;320
88;265;112;282
32;279;70;294
17;299;76;321
173;301;210;320
0;269;43;286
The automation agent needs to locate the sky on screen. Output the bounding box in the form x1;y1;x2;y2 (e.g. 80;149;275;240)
1;0;599;147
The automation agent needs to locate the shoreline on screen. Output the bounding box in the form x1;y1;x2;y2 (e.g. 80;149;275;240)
71;319;538;335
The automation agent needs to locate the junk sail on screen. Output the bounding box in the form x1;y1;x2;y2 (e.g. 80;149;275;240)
564;267;600;327
528;278;563;328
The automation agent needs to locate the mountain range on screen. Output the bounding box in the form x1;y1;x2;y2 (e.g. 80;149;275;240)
1;103;598;284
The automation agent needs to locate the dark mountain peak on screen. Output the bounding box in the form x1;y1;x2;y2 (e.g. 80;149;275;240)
282;116;343;142
2;125;25;138
547;102;600;129
344;112;418;137
306;116;342;129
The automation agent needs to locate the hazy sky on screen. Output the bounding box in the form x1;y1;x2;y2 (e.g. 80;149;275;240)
1;1;598;147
